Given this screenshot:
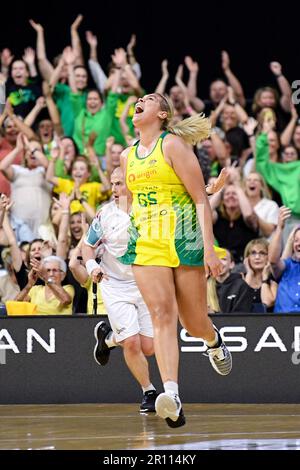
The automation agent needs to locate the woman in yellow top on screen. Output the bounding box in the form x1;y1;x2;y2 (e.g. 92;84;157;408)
16;256;74;315
120;93;232;428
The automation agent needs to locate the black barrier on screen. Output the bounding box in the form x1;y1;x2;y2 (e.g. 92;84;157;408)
1;315;300;404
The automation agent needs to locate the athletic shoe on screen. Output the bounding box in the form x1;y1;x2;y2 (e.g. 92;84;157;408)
155;391;186;428
140;390;158;413
206;327;232;376
93;321;115;366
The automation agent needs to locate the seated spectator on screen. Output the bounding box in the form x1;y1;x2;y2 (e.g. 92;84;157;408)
208;249;254;313
269;207;300;313
244;238;278;312
15;255;74;315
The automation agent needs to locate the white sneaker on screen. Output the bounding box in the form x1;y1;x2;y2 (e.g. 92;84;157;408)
206;328;232;376
155;392;186;427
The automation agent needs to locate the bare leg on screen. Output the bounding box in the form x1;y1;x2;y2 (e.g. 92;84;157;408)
132;265;179;383
174;265;232;376
174;265;215;341
120;334;151;388
140;335;154;357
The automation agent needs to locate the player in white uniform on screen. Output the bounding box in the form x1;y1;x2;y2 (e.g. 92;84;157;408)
82;168;157;413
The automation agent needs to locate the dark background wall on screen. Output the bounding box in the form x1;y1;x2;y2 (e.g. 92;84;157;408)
0;1;299;99
1;315;300;404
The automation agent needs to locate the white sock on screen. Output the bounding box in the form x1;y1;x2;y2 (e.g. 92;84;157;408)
105;331;118;348
164;381;179;396
142;384;156;394
205;331;219;348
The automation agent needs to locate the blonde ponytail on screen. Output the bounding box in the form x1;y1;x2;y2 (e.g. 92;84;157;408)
155;94;211;145
167;113;211;145
207;276;220;313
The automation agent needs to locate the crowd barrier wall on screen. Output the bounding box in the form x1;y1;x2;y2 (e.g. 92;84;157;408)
1;314;300;404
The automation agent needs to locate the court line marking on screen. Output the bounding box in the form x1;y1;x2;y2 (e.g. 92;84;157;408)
1;413;300;419
1;430;300;444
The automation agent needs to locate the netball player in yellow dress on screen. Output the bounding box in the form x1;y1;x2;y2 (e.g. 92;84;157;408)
120;93;232;428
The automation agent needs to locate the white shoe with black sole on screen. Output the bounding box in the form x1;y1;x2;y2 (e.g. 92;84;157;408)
206;327;232;376
155;392;186;428
93;321;115;366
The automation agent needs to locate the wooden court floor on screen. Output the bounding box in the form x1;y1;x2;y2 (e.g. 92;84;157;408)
1;403;300;450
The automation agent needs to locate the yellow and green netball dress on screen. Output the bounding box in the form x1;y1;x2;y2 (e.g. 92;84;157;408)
120;132;204;267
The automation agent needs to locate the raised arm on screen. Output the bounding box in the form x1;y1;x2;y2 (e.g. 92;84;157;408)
23;47;38;78
280;102;298;146
86;137;111;192
56;192;71;260
114;48;142;96
270;61;292;113
49;55;65;90
221;51;246;108
86;31;108;94
242;117;258;157
209;96;227;127
71;14;84;66
29;19;54;81
46;152;60;186
4;101;37;140
2;210;23;272
227;86;248;124
211;132;228;164
42;81;63;136
126;34;142;80
268;206;291;278
173;71;197;116
184;56;205;112
105;136;115;180
120;95;138;141
63;47;77;93
0;132;24;180
155;60;169;95
24;96;47;128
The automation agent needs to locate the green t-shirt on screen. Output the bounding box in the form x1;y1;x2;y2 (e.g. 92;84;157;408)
73;91;118;156
256;133;300;216
53;83;86;137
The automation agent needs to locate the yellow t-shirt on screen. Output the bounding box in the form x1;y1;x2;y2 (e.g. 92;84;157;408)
28;285;74;315
54;178;107;213
82;278;106;315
